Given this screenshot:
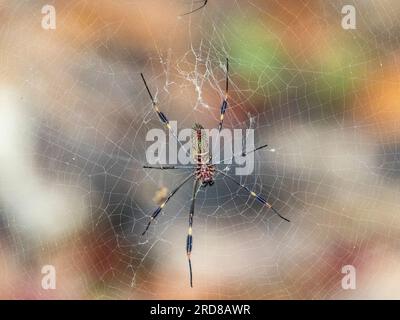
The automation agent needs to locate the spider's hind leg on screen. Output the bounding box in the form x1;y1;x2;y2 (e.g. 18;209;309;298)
141;174;194;236
187;180;200;287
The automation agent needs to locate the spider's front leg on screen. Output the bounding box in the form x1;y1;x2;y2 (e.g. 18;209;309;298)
140;73;190;158
217;58;229;132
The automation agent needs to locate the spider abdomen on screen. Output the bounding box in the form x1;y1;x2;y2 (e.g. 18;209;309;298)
195;163;215;185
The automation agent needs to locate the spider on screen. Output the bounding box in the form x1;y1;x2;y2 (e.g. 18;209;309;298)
180;0;208;16
140;58;290;287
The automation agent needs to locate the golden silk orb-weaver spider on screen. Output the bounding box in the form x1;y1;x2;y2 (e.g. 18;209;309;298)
140;58;290;287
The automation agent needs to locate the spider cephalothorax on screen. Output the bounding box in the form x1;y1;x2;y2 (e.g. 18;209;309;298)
140;58;289;287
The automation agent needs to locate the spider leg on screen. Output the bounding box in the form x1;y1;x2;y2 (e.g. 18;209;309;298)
142;173;194;236
214;143;270;165
140;73;189;157
186;179;200;287
143;164;196;170
241;143;269;157
216;170;290;222
180;0;208;17
218;58;229;132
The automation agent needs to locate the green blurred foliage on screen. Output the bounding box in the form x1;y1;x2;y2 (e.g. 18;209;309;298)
224;17;289;96
223;15;367;116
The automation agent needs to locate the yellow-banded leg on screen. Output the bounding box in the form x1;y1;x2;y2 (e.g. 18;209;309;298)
140;73;189;157
217;170;290;223
140;73;172;129
186;179;200;287
142;174;194;236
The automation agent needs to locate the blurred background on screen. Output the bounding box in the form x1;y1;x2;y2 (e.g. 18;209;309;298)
0;0;399;299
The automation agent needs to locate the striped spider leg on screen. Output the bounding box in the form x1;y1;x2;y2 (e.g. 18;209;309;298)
141;173;195;236
218;58;229;132
140;73;190;157
186;179;200;287
216;170;290;222
213;143;290;222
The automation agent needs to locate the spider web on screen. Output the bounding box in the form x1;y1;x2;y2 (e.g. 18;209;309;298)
1;0;400;299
